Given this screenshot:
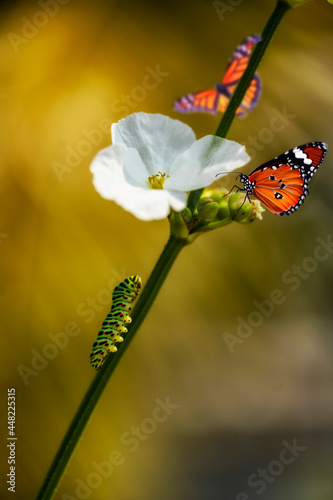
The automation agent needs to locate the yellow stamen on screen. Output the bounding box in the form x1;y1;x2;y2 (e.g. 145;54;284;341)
148;171;170;190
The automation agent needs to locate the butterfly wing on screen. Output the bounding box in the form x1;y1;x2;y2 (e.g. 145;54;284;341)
248;142;327;215
174;34;261;115
216;92;233;114
222;35;261;89
221;34;262;116
173;89;220;114
236;73;261;116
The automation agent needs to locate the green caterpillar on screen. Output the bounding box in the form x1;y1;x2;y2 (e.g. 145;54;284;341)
90;275;142;370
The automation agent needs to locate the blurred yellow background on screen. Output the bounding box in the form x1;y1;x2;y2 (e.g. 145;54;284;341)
1;0;333;498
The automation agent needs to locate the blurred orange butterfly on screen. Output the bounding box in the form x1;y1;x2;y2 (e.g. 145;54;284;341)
174;34;261;117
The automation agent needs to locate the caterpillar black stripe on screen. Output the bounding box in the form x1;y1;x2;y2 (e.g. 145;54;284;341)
90;275;142;370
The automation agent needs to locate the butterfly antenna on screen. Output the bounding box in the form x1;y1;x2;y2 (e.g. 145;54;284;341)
215;171;243;178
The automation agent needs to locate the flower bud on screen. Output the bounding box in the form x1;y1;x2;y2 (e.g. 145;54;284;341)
240;200;265;223
227;193;253;222
208;192;224;203
188;192;264;234
169;210;190;239
197;197;219;219
228;192;245;214
203;188;228;203
181;207;192;225
217;198;230;219
233;202;254;222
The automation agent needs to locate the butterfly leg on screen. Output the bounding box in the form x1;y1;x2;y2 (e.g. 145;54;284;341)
217;184;251;219
231;192;252;219
220;184;243;199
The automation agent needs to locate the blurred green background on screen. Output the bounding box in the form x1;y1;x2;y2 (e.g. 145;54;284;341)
1;0;333;498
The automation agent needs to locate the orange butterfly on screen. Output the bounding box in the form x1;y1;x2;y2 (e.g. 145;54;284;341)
174;35;261;117
236;142;327;215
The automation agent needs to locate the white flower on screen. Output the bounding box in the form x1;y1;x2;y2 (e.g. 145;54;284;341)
90;112;250;221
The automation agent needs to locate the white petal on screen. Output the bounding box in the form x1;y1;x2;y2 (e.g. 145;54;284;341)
166;135;250;191
119;189;187;221
90;143;187;220
121;148;151;188
111;112;196;175
90;143;129;197
114;187;187;221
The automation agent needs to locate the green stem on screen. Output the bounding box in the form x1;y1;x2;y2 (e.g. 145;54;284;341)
36;235;187;500
215;0;290;139
187;189;203;213
191;217;232;233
